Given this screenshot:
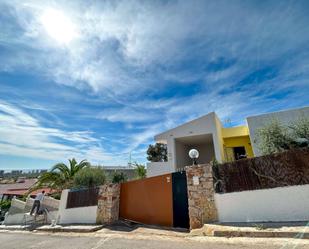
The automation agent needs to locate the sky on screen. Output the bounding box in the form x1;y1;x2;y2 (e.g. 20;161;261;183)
0;0;309;171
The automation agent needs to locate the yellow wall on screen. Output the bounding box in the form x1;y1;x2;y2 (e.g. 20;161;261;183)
222;125;249;138
221;126;254;162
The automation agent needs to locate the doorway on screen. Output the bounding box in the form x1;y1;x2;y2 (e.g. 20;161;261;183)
233;146;247;160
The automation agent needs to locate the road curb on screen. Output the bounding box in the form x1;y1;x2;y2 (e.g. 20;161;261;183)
213;230;309;239
35;225;104;233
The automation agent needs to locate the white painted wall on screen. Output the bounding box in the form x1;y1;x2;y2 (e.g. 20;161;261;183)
153;112;224;171
57;189;97;224
215;184;309;222
147;162;175;177
247;106;309;156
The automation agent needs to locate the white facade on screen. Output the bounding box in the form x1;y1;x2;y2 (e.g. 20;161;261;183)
148;112;224;177
215;184;309;222
247;106;309;156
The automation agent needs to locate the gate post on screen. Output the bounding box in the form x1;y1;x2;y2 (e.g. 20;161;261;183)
185;164;218;229
96;183;120;224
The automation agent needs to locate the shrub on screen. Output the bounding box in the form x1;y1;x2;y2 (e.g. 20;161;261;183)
256;119;292;155
0;200;11;210
289;117;309;146
112;171;127;183
256;117;309;155
73;167;106;188
49;192;61;200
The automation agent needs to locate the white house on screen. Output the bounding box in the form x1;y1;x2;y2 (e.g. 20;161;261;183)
147;106;309;177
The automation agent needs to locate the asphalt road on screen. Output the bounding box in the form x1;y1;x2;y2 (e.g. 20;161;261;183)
1;232;309;249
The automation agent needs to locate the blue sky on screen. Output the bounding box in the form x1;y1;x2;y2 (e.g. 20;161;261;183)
0;0;309;170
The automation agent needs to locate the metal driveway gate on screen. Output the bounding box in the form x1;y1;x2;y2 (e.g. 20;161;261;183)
119;171;189;228
119;173;173;227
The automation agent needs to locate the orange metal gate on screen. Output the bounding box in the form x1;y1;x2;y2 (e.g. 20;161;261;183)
119;173;173;227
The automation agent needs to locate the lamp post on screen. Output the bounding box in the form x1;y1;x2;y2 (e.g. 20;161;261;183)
189;149;199;165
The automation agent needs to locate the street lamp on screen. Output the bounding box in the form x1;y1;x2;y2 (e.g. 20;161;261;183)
189;149;199;165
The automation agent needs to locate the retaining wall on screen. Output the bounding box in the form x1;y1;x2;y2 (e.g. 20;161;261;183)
215;184;309;222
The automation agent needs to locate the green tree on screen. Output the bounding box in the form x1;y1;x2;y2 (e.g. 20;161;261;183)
73;167;106;188
133;163;146;179
112;171;127;183
30;158;90;192
146;143;167;162
290;117;309;140
255;119;291;155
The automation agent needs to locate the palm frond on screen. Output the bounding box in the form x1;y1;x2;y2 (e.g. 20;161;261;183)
52;163;70;180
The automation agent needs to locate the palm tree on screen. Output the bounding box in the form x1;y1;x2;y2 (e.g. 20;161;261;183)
30;158;90;193
133;163;146;179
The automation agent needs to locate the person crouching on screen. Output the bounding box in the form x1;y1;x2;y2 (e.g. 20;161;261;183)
30;190;45;216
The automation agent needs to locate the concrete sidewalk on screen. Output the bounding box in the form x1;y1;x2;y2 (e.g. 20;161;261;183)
36;224;103;233
0;224;103;232
191;222;309;239
2;221;309;239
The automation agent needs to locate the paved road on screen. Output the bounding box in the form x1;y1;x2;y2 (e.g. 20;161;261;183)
1;232;309;249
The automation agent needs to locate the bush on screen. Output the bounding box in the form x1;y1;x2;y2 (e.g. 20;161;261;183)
0;200;11;210
133;163;146;179
290;117;309;141
49;192;61;200
256;119;292;155
73;167;106;188
256;117;309;155
112;171;127;183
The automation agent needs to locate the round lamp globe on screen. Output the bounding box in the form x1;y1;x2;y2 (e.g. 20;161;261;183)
189;149;199;159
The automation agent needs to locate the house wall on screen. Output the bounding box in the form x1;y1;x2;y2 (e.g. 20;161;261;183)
148;113;223;177
213;114;225;162
175;140;215;169
247;106;309;156
147;162;175;178
223;136;254;161
222;126;249;137
154;112;224;170
215;184;309;222
175;141;191;169
57;189;97;224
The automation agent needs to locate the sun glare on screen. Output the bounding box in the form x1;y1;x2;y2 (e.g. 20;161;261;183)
41;9;77;44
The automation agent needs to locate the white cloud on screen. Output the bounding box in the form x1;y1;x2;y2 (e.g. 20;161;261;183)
1;0;307;98
0;101;113;164
0;0;308;166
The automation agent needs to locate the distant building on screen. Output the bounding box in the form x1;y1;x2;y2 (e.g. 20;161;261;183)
0;178;53;201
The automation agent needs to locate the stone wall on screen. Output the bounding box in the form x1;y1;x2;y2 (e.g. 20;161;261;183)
186;164;218;229
96;183;120;224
